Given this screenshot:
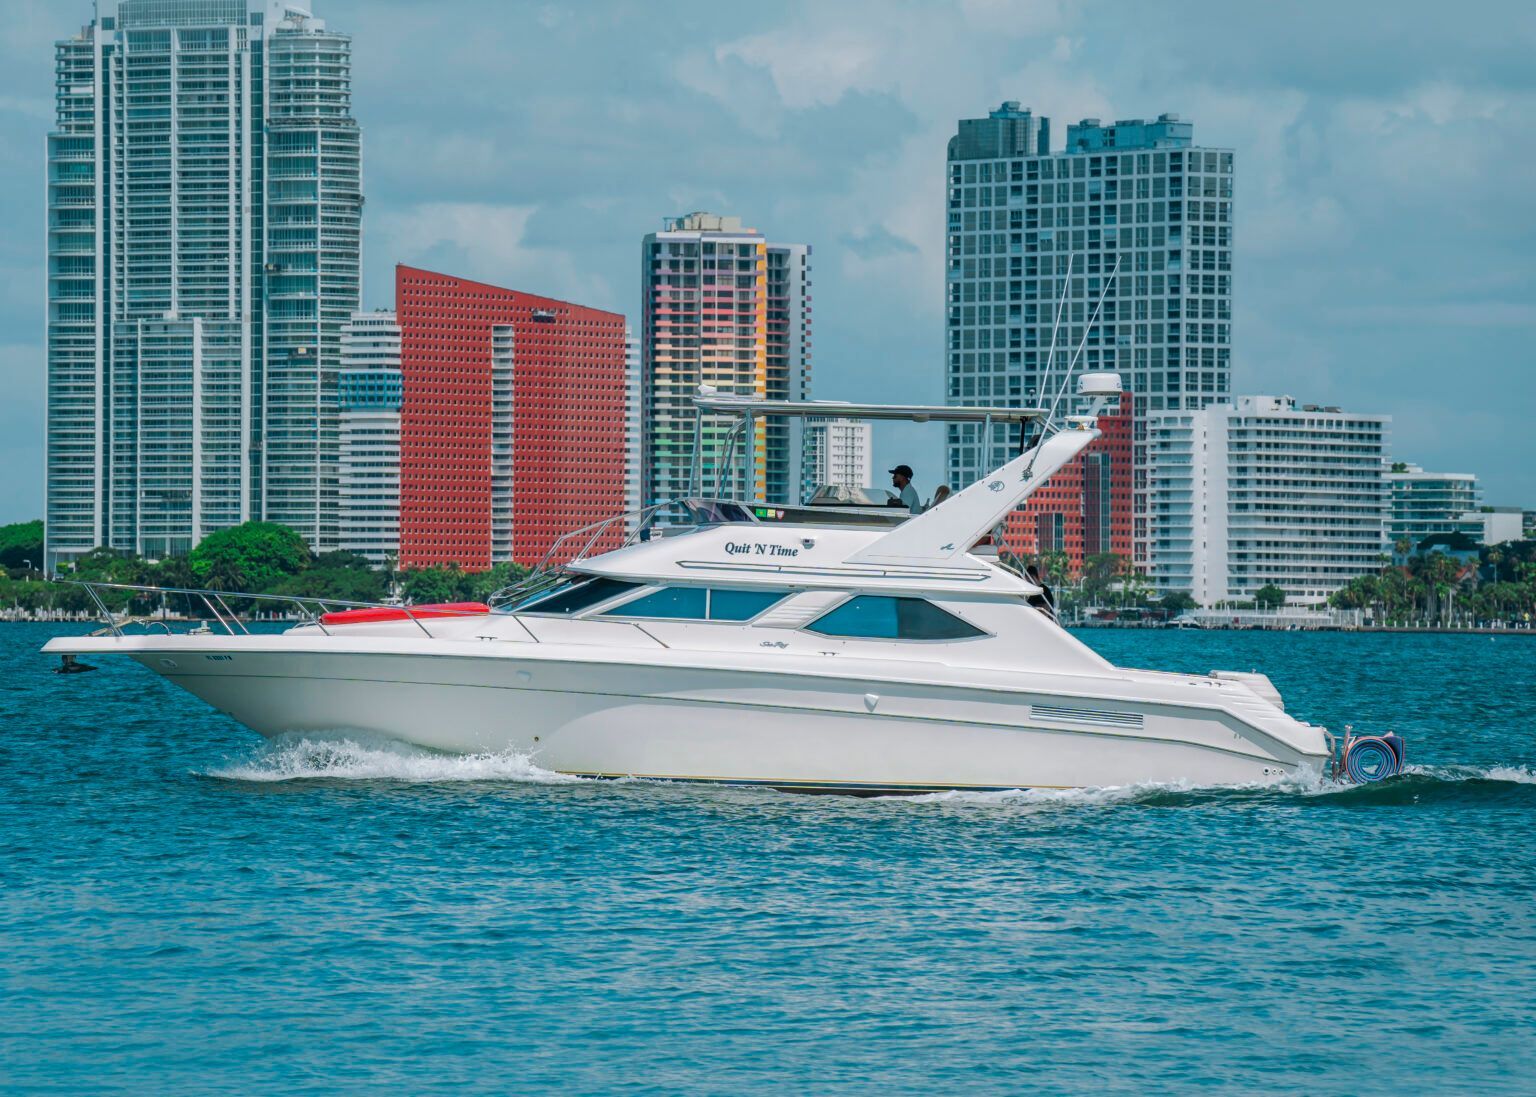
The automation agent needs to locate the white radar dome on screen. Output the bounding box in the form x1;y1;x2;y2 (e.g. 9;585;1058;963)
1076;372;1123;396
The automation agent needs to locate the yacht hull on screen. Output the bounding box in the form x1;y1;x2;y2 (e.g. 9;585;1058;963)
59;638;1328;793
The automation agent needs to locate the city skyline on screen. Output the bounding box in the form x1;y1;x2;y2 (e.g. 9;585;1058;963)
4;0;1534;529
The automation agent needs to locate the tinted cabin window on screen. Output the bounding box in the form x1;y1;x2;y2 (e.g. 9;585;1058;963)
807;596;985;640
707;589;786;621
608;586;708;620
513;578;640;616
602;587;787;622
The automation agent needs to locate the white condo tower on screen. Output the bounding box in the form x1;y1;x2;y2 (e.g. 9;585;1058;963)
45;0;362;567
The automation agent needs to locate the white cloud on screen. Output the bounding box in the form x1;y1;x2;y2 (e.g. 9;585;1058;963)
719;29;886;110
958;0;1065;23
372;202;615;310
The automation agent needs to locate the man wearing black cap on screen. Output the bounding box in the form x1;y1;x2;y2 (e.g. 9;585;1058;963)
888;464;921;513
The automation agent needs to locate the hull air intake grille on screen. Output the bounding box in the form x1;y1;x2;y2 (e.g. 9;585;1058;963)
1031;704;1144;730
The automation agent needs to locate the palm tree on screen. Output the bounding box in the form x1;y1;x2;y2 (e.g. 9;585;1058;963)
1081;552;1124;606
1122;571;1153;609
1413;552;1461;625
1043;549;1072;590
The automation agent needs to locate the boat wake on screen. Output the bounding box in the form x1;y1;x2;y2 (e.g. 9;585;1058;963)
201;739;1535;805
201;734;578;785
905;763;1536;809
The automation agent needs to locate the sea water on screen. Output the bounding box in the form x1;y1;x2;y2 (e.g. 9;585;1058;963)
2;624;1533;1095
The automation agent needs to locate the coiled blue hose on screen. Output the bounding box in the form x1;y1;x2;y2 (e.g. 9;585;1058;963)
1345;735;1403;783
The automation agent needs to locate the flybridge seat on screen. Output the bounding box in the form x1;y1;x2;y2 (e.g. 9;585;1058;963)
319;602;491;626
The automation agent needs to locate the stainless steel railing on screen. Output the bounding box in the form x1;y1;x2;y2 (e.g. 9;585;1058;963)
58;580;492;641
488;501;672;608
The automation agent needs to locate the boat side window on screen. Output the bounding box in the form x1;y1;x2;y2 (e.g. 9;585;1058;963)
606;586;708;620
602;587;788;622
706;588;787;621
510;578;642;616
806;596;987;641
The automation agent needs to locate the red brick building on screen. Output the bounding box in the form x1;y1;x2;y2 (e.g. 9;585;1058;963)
396;265;628;570
1004;393;1134;574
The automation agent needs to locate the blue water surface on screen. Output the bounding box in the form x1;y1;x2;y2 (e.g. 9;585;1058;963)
2;624;1534;1095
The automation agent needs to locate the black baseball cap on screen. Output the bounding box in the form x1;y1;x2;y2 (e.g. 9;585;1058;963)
889;464;914;478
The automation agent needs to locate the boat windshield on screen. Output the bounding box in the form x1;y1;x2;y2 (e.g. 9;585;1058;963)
804;484;893;508
503;577;640;616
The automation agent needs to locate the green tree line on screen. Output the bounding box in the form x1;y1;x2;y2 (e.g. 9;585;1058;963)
0;520;529;618
1014;539;1536;624
1329;542;1536;626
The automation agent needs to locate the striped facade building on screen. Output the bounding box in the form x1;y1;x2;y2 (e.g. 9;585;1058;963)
641;213;811;508
394;266;629;570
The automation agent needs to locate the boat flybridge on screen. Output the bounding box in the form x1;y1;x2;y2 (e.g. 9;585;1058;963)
45;372;1360;794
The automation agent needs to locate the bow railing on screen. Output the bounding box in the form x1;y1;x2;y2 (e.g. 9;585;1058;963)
56;580;490;640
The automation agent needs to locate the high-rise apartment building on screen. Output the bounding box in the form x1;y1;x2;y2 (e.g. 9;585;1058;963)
802;418;873;498
1386;463;1480;550
1147;396;1389;605
395;266;629;571
337;311;401;565
1003;391;1133;573
641;213;811;508
624;326;643;520
45;0;361;568
944;104;1231;566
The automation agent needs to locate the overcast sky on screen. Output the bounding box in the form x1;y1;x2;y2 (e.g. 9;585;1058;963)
2;0;1533;522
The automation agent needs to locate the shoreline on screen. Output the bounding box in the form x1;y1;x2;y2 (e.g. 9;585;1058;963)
1068;622;1534;635
4;614;1531;637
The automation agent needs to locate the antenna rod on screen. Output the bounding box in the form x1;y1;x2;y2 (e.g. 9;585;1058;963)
1046;256;1121;425
1040;253;1073;398
1022;254;1074;456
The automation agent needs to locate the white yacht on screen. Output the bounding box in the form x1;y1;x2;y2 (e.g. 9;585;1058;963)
45;374;1360;794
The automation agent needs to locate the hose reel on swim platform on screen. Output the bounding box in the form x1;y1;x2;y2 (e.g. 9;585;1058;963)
1330;725;1406;783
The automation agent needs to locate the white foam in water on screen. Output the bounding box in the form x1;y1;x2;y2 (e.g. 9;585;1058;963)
205;741;1536;796
904;764;1477;807
946;764;1536;806
913;760;1391;805
908;779;1207;808
1480;766;1536;784
204;735;579;785
1409;763;1536;785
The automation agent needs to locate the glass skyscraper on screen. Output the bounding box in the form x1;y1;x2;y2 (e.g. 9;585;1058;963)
45;0;362;567
944;103;1232;565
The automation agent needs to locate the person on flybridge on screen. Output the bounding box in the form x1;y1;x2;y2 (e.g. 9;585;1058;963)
1026;564;1057;621
887;465;921;513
